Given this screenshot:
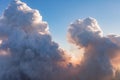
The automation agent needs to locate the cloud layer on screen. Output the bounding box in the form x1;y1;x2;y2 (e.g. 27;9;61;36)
0;0;120;80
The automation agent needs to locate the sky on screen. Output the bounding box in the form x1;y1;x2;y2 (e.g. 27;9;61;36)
0;0;120;80
0;0;120;49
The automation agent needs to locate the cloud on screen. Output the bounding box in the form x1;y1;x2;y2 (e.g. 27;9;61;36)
0;0;120;80
67;17;120;80
67;17;103;47
0;0;74;80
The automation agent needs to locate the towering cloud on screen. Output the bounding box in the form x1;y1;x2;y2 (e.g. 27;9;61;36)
68;17;120;80
0;0;73;80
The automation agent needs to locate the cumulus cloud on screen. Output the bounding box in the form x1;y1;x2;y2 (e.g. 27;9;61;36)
67;17;103;47
68;17;120;80
0;0;75;80
0;0;120;80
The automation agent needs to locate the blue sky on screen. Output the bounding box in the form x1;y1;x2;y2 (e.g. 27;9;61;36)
0;0;120;49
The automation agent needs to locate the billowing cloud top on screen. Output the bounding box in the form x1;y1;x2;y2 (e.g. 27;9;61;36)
0;0;120;80
67;17;103;47
0;0;48;36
